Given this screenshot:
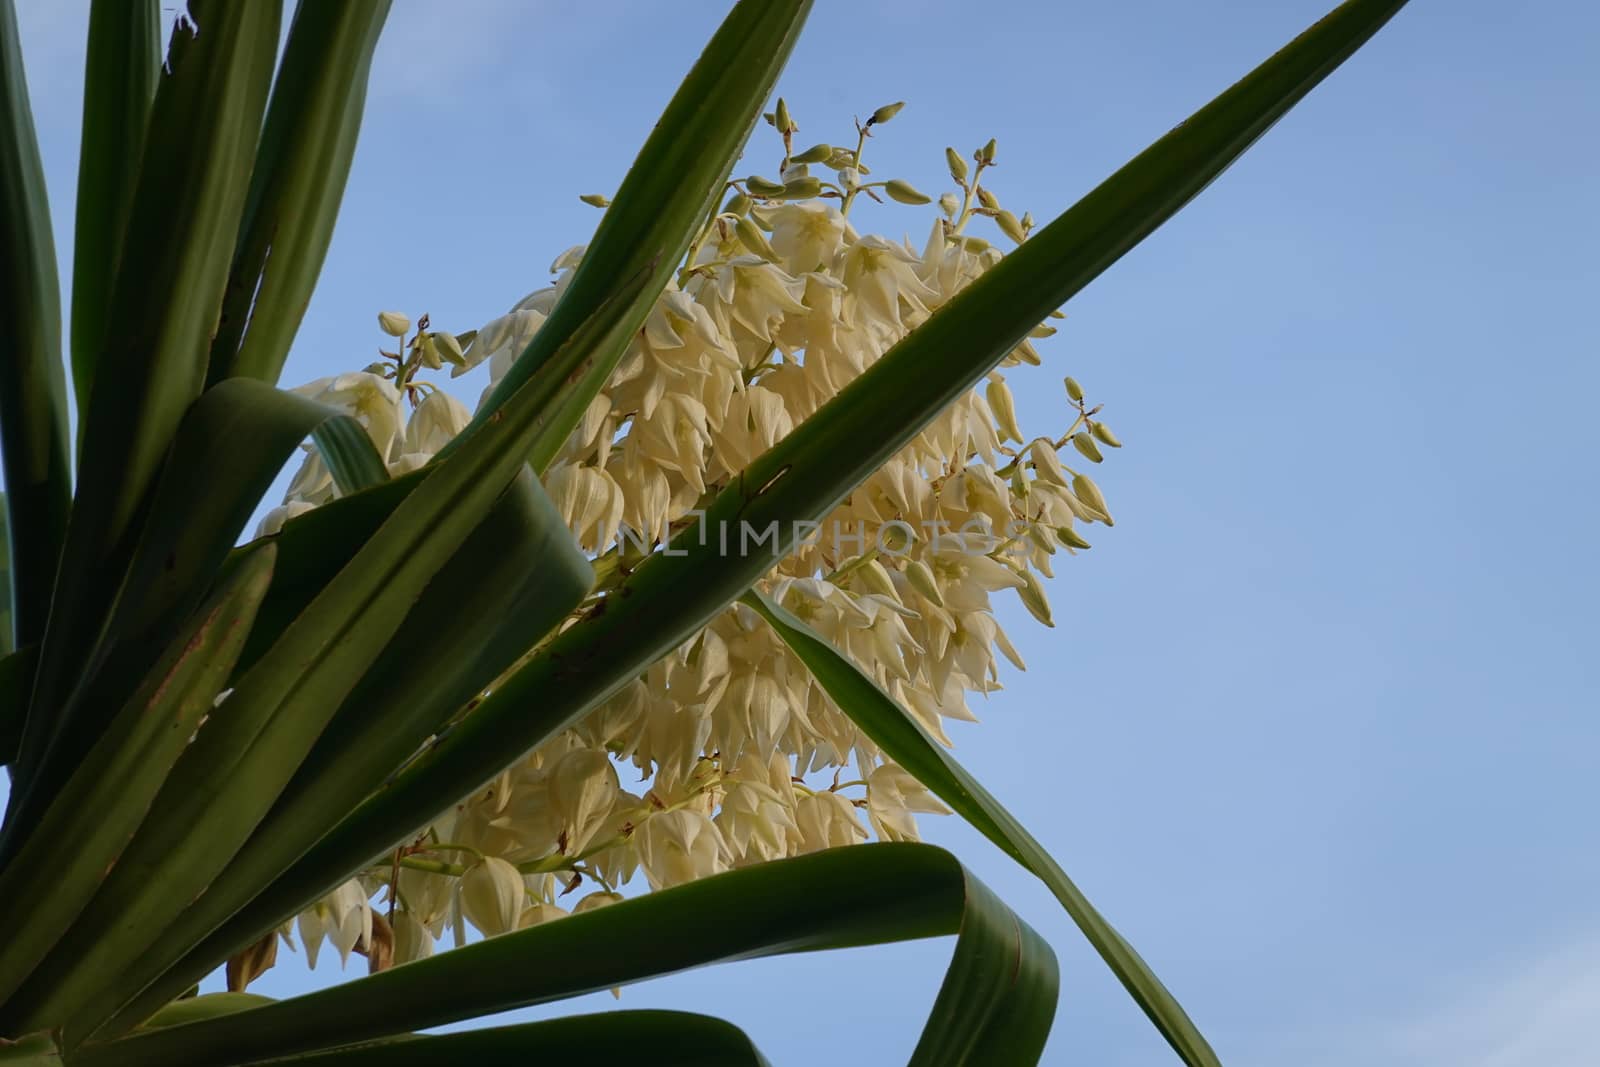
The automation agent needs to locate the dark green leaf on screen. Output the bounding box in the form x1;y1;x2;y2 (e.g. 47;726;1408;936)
0;644;36;767
0;544;275;1017
0;0;72;652
207;1;393;387
73;845;1055;1067
11;0;282;822
220;1012;770;1067
69;0;161;415
310;415;391;495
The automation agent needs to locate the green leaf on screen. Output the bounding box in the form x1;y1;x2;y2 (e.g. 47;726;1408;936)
72;845;1056;1067
457;0;812;474
310;415;391;495
215;1012;771;1067
0;0;72;652
0;644;36;767
69;0;161;416
0;543;275;1016
12;0;282;816
743;589;1217;1066
81;471;593;1035
139;992;276;1032
0;379;365;860
207;1;393;387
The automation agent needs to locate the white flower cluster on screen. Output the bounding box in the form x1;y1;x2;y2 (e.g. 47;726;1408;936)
256;104;1122;976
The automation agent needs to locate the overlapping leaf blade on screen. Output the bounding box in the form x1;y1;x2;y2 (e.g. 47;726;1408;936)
9;0;283;832
74;845;1054;1067
0;0;71;653
68;0;161;415
207;1;393;387
0;544;275;1013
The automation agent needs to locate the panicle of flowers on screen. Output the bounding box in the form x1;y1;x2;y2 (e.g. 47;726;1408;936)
257;100;1125;978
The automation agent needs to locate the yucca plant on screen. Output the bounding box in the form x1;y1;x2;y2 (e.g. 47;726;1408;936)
0;1;1407;1064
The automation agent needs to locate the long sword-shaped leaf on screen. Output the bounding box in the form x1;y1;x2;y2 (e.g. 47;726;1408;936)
48;471;590;1036
0;544;275;1013
450;0;811;472
0;0;71;653
260;1012;771;1067
193;0;1406;1011
69;0;160;415
310;416;391;495
0;644;36;767
744;589;1216;1065
207;1;393;387
0;379;368;858
10;0;282;823
74;845;1056;1067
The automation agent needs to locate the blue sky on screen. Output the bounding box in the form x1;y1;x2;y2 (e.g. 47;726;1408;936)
9;2;1600;1064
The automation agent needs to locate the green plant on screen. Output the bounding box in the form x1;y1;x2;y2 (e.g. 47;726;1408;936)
0;0;1406;1063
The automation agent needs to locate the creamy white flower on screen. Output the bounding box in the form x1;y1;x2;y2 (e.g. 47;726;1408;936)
404;388;472;454
293;372;403;458
634;809;729;890
460;856;525;937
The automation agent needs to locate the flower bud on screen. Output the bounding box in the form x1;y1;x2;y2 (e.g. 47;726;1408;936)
868;101;905;125
945;147;968;184
978;137;997;163
578;193;610;208
573;891;624;914
790;142;832;164
859;557;900;601
985;378;1022;443
774;97;795;133
722;191;752;215
777;176;822;200
1014;567;1055;627
884;179;932;205
905;559;944;606
996;209;1027;244
1071;472;1113;525
745;175;786;197
735;216;780;262
1056;525;1092;550
1028;324;1057;339
938;192;959;217
377;310;410;337
431;329;465;365
1064;376;1084;403
391;910;434;966
780;162;810;184
1029;439;1069;487
1072;432;1103;463
976;187;1000;211
957;234;990;253
1091;421;1122;448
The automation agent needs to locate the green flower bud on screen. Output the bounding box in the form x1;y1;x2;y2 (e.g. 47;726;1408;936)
745;175;786;197
884;179;932;205
1072;472;1113;525
976;187;1000;211
985;378;1022;443
1064;376;1084;403
734;216;780;262
979;137;998;163
905;559;944;606
1090;421;1122;448
945;147;968;184
722;191;753;216
859;558;901;601
957;234;991;253
432;329;465;365
777;176;822;200
868;101;905;125
377;310;410;337
1071;432;1103;463
996;209;1026;244
578;193;610;208
774;97;795;133
1056;525;1092;550
790;142;832;164
1014;567;1054;627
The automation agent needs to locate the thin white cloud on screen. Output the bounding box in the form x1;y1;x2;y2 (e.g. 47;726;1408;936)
1380;933;1600;1067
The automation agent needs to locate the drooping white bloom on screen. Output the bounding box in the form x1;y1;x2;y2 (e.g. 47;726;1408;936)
460;856;525;937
